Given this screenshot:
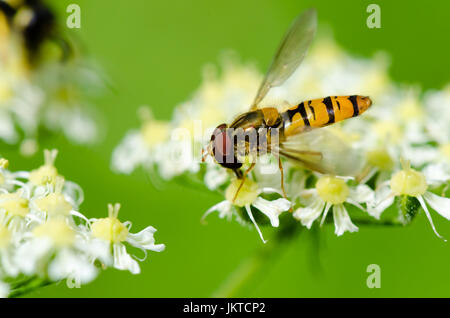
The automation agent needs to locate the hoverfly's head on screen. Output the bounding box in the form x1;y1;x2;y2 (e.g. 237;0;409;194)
358;96;372;114
204;123;242;170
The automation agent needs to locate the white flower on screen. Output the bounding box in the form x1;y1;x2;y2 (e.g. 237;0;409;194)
89;203;165;274
0;25;101;153
48;249;97;284
14;218;94;279
424;86;450;144
294;176;374;236
112;107;173;176
0;151;165;296
370;160;450;240
0;281;9;298
422;163;450;186
203;178;291;243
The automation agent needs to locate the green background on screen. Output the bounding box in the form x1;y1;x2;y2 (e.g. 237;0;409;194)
5;0;449;297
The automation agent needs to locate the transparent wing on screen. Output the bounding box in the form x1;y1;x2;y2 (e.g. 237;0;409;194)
276;128;364;176
250;8;317;110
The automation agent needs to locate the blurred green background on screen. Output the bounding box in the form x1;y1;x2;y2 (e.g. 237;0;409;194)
4;0;449;297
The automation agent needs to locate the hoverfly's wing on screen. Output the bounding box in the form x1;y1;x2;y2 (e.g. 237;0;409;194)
275;128;364;176
250;8;317;110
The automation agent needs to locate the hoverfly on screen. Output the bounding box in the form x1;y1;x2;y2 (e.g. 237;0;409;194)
205;9;372;201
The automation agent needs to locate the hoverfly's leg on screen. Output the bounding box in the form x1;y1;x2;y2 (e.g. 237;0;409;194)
278;157;288;199
232;163;256;203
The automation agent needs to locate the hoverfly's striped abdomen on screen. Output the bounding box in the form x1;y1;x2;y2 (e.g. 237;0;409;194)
282;95;372;137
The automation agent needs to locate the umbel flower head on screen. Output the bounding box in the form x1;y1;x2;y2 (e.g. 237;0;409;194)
0;150;164;297
113;37;450;242
0;1;103;156
370;159;450;240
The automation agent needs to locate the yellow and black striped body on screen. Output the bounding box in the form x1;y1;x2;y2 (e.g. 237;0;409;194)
281;95;372;137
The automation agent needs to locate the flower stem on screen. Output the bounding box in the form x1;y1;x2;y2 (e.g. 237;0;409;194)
8;277;54;298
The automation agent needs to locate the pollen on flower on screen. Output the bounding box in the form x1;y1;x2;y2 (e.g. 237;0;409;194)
0;192;30;217
33;219;75;247
0;225;11;249
225;178;259;207
367;148;394;171
141;120;170;147
29;149;59;186
91;203;129;243
390;160;428;197
35;193;72;217
34;177;72;216
316;176;349;204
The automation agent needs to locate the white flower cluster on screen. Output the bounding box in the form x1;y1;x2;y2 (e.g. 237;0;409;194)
0;5;102;156
0;150;164;297
113;38;450;242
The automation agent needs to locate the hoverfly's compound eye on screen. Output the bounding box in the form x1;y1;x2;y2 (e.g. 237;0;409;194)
211;124;242;169
212;124;231;157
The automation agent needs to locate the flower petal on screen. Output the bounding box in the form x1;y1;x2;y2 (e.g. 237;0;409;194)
417;195;446;241
202;200;233;222
48;249;98;284
252;197;290;227
113;243;141;274
204;167;228;190
423;191;450;220
0;282;9;298
423;163;450;186
293;197;325;229
14;238;53;275
245;204;267;243
349;184;374;203
367;186;394;219
333;204;358;236
126;226;166;252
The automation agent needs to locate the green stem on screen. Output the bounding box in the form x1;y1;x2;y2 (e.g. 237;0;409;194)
351;218;403;226
8;277;54;298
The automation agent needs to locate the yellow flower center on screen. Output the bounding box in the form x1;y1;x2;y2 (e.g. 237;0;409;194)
225;178;259;207
29;149;59;186
397;95;423;120
141;120;170;147
0;225;11;249
0;192;29;217
29;165;58;186
316;176;349;204
390;161;427;197
33;219;75;247
367;148;394;171
91;217;129;243
373;121;403;144
34;193;72;216
0;173;4;186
